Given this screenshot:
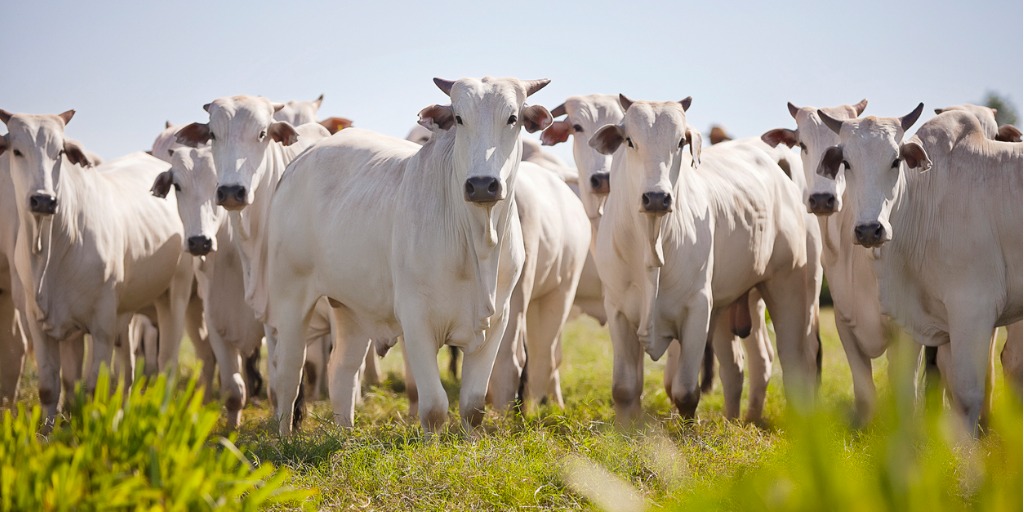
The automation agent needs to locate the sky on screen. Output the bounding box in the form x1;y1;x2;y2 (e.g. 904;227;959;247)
2;1;1021;163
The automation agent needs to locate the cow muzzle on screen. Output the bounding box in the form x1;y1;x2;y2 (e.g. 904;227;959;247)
853;222;887;247
464;176;503;204
589;172;611;195
807;193;838;216
216;185;249;210
29;193;58;215
641;191;672;214
187;235;214;256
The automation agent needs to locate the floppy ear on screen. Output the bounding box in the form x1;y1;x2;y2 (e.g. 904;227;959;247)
818;110;845;135
899;141;931;171
151;170;174;198
761;128;799;148
521;104;553;133
818;145;844;179
268;121;299;146
176;122;211;147
684;127;702;167
319;116;353;135
417;104;455;131
996;124;1023;143
540;119;572;146
589;125;624;155
63;139;93;167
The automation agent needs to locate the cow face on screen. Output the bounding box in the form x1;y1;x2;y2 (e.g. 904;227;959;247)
589;96;700;217
152;147;225;255
816;104;929;248
273;94;324;127
541;94;623;220
0;109;93;218
429;77;551;206
176;96;299;210
761;100;867;216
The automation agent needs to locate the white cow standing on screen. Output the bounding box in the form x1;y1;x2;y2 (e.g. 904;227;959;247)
816;105;1022;434
590;96;819;421
264;77;551;435
174;96;332;428
0;109;194;420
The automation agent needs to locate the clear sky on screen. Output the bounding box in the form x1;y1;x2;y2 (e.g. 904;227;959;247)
2;1;1021;162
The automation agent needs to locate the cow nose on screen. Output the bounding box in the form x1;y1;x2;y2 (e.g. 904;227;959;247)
807;193;838;215
589;172;611;195
187;235;214;256
641;191;672;213
29;194;58;215
464;176;503;204
854;222;886;247
216;185;248;210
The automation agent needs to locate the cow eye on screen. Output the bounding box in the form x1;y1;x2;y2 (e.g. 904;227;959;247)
626;137;634;149
678;138;686;149
842;160;851;169
209;132;216;141
507;115;517;125
573;124;583;133
891;158;900;169
173;183;181;192
799;142;807;153
455;115;464;125
57;149;65;157
258;130;267;141
12;149;22;157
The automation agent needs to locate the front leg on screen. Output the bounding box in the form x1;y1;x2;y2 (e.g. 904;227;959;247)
607;306;644;425
670;295;712;420
461;304;512;432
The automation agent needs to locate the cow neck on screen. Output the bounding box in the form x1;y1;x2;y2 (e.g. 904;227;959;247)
431;128;521;329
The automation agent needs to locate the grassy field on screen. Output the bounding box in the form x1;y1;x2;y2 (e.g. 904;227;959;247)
7;308;1023;510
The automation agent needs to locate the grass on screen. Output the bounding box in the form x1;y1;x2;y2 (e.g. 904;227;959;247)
6;309;1022;510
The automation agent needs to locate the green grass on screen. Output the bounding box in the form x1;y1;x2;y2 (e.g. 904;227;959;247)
6;309;1022;510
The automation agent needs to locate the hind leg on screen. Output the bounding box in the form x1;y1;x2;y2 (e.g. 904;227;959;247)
758;270;817;411
0;290;25;407
710;312;743;420
1002;322;1022;397
742;294;772;422
524;290;574;409
325;307;371;428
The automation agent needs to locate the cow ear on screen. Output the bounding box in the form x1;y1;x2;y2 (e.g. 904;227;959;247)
417;104;454;132
57;109;75;126
996;124;1023;143
899;141;931;171
709;125;732;145
818;145;845;179
176;122;211;147
268;121;299;146
540;119;572;146
151;170;174;198
761;128;798;148
685;127;702;167
314;94;324;110
589;124;624;155
63;139;93;167
319;116;352;135
521;104;553;133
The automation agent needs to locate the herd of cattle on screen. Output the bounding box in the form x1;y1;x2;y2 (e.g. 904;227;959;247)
0;76;1020;438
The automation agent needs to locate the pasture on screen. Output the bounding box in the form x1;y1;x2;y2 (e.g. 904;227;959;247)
9;308;1017;510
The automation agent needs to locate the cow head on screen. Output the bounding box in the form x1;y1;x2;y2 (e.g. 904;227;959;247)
0;109;95;218
589;95;700;218
176;96;299;210
423;76;551;207
152;147;225;255
816;103;929;248
273;94;324;127
541;94;624;221
761;99;868;215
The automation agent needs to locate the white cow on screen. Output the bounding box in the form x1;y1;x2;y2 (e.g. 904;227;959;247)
151;146;266;427
174;96;332;427
815;105;1022;433
760;100;920;422
264;77;550;435
590;96;819;421
0;109;194;420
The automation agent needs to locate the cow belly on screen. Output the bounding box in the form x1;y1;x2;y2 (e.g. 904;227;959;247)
118;241;183;312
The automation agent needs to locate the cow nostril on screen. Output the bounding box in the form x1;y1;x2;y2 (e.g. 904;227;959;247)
487;181;499;194
234;187;247;202
663;193;672;209
216;188;226;204
464;181;475;196
642;194;651;206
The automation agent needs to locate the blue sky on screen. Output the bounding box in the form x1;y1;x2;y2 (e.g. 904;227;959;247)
2;1;1020;162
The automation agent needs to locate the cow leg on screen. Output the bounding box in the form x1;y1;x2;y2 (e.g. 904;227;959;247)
1002;322;1023;397
663;341;679;398
488;284;525;413
264;325;279;409
946;309;999;436
460;306;511;433
34;333;62;426
524;289;576;410
608;308;644;425
401;338;419;417
742;295;772;423
155;260;193;373
58;333;85;410
208;323;246;429
325;309;371;428
886;336;924;412
113;314;136;390
304;335;328;402
402;336;448;436
835;319;876;424
0;289;25;406
243;350;264;399
670;298;713;420
269;315;308;436
710;312;743;420
362;349;381;388
758;272;816;412
185;296;217;392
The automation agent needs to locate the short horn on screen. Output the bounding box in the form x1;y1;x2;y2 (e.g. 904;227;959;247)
433;77;456;96
818;109;845;135
619;94;634;111
787;102;800;119
900;102;925;132
550;102;566;118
